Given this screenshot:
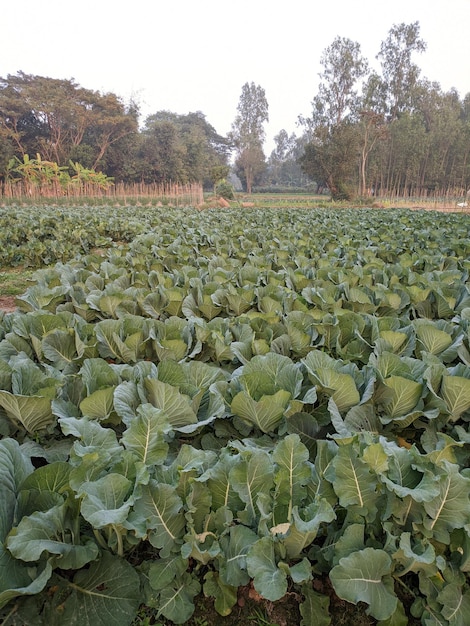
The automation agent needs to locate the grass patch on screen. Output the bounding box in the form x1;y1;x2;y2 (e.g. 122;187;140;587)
0;267;36;296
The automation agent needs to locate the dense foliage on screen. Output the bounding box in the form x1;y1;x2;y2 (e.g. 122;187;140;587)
1;206;470;625
0;204;148;266
299;23;470;199
0;72;138;174
0;74;229;189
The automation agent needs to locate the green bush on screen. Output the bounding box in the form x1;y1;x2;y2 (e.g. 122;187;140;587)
215;179;235;200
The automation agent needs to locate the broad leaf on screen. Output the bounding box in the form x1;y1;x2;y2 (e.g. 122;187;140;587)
231;389;291;433
141;290;168;318
7;503;99;569
203;571;237;616
79;473;133;527
144;378;198;428
393;532;437;576
46;551;140;626
302;350;360;411
0;439;34;539
229;447;274;524
238;352;303;399
280;498;336;558
438;583;470;626
219;524;259;587
42;328;86;368
201;447;244;512
272;434;312;519
113;380;143;426
157;571;201;624
94;319;141;363
376;375;422;418
380;441;439;503
379;330;408;353
59;416;122;463
422;462;470;543
0;390;53;434
440;375;470;421
80;358;120;395
19;461;71;495
300;587;331;626
0;439;51;610
415;322;453;355
246;536;288;601
79;386;116;421
314;368;360;412
330;548;397;621
324;439;378;520
148;555;188;591
0;557;52;611
121;403;170;465
128;480;185;557
377;600;409;626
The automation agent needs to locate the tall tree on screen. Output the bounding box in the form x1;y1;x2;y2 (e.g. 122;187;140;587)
300;37;369;199
357;108;388;196
299;122;360;199
265;130;307;188
230;82;269;193
456;93;470;191
377;22;426;121
314;37;369;127
414;82;462;191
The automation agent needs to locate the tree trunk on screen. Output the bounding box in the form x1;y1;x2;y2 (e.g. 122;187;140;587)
245;165;253;194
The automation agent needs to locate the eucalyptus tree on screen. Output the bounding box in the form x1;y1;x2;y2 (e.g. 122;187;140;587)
300;37;369;199
456;93;470;191
230;82;269;193
266;130;310;188
376;22;426;122
412;82;463;191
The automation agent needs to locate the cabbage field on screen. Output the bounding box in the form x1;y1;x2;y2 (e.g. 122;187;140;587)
2;205;470;625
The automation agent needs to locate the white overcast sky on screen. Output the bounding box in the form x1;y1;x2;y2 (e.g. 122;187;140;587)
2;0;469;152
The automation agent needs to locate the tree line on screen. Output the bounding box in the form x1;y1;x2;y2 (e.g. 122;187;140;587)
1;21;469;199
298;22;470;199
0;73;232;194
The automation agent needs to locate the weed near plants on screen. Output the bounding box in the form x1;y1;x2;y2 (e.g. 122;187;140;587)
0;267;35;296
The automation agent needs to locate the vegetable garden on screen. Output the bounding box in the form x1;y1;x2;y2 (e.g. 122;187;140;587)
1;204;470;625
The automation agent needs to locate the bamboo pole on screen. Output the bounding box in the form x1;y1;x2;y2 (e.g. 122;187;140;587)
0;180;204;205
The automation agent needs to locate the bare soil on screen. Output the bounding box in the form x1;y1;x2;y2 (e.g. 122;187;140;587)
0;296;17;313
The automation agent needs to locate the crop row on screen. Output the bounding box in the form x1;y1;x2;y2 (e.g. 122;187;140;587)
1;206;470;625
1;204;470;267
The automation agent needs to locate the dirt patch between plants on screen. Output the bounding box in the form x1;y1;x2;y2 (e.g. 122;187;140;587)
0;296;17;313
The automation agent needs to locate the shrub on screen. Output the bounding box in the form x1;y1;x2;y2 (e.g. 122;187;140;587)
215;179;235;200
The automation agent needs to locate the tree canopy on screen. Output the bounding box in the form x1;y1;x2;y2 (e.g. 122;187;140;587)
0;72;138;172
299;22;470;199
0;74;230;188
